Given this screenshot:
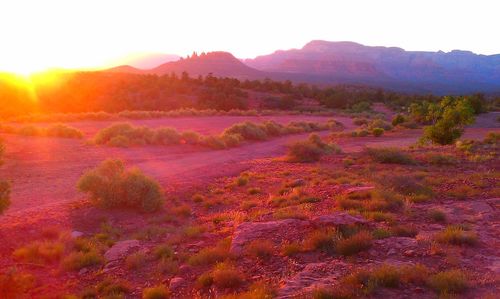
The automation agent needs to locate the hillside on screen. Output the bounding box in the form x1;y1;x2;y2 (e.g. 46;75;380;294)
245;40;500;94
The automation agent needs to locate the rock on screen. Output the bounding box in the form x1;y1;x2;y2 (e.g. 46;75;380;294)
230;219;310;254
169;277;185;291
469;201;493;214
71;231;84;238
104;240;140;262
278;261;348;298
78;268;88;275
311;212;368;226
387;249;397;255
414;287;424;293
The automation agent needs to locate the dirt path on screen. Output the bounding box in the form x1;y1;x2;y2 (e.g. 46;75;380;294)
0;113;497;224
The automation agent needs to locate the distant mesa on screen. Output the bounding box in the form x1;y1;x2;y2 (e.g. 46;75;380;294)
106;40;500;94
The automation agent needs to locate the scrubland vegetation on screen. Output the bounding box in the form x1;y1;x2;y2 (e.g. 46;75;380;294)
0;123;83;138
92;119;343;149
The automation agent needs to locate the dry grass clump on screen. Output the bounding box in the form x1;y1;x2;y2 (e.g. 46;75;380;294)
366;147;415;164
372;127;384;137
197;262;244;289
13;240;65;264
77;159;164;212
337;189;403;213
245;240;274;260
285;133;341;162
188;241;231;266
427;269;468;295
125;252;148;270
0;179;11;215
142;284;170;299
220;282;276;299
378;174;433;202
62;250;104;271
281;241;302;256
435;226;478;246
304;228;339;253
391;224;418;237
428;209;447;222
336;231;373;256
425;153;456;165
0;268;35;298
95;278;131;298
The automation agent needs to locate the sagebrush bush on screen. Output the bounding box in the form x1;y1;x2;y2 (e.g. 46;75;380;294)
285;134;339;162
366;147;415;164
77;159;164;212
392;114;406;126
45;124;84;138
222;121;268;141
368;119;392;131
372;127;384;137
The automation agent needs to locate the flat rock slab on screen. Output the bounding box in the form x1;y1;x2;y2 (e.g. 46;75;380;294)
230;219;310;254
311;212;368;226
344;186;375;194
104;240;140;262
278;261;348;298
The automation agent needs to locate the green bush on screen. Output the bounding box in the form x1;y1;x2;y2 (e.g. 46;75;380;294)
421;97;475;145
391;114;406;126
372;127;384;137
77;159;164;212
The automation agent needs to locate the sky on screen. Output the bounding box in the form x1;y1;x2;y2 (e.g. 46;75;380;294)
0;0;499;74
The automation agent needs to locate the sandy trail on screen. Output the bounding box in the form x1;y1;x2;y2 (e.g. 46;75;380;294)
0;113;497;223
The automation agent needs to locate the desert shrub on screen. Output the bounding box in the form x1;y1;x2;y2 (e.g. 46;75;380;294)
435;226;477;245
381;175;433;199
247;187;261;195
77;159;164;212
212;262;244;289
366;147;415;164
202;135;226;149
483;131;499;144
372;127;384;137
391;224;418;237
281;241;302;256
13;241;64;263
368;119;392;131
222;121;268;141
153;128;181;145
96;278;130;297
304;228;339;253
18;125;42;136
188;244;231;266
125;252;147;270
351;128;369;137
45;124;84;138
235;174;249;186
286;134;338;162
245;240;274;260
427;269;467;294
0;180;11;215
372;228;392;239
157;257;179;275
391;114;406;126
420;97;475;145
336;231;372;256
221;133;243;147
196;272;214;289
142;284;170;299
62;251;104;271
428;209;447;222
0;268;35;298
426;153;456;165
261;120;285;136
353;117;369;126
107;135;130;147
94;123;138;145
221;282;276;299
180;130;201;144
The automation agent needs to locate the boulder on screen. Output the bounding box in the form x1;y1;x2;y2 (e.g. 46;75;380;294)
169;277;185;291
311;212;368;226
104;240;140;262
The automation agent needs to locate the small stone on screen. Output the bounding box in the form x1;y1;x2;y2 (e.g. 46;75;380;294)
169;277;185;291
78;268;88;275
414;287;424;293
104;240;140;262
178;264;191;273
71;231;84;238
387;249;397;255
